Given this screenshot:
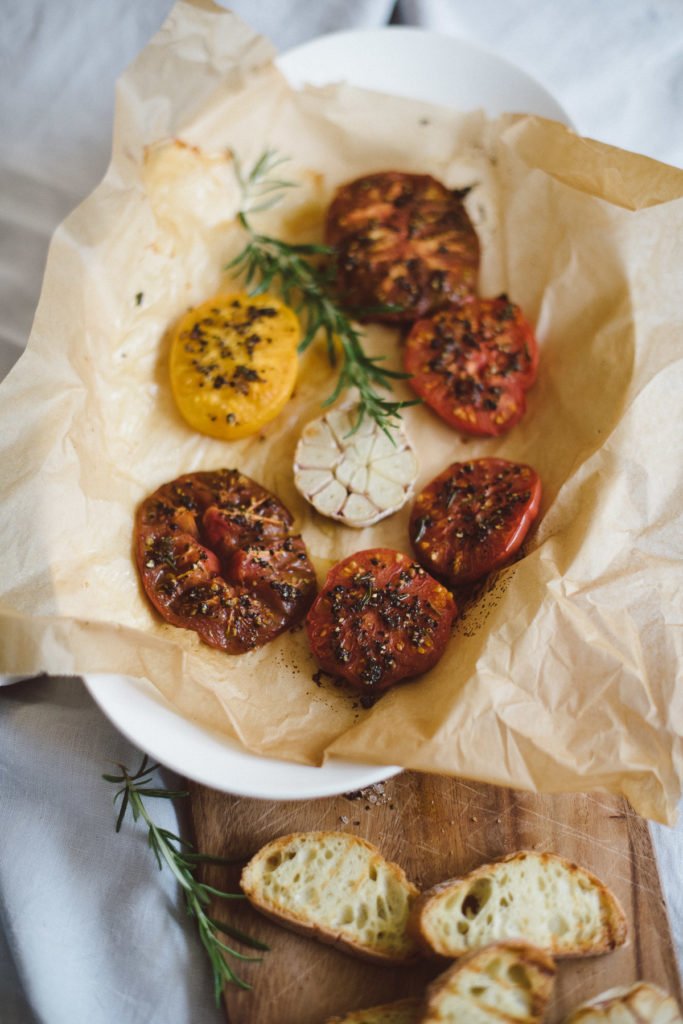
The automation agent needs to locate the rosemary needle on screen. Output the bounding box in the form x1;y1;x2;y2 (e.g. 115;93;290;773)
227;149;417;437
103;755;268;1004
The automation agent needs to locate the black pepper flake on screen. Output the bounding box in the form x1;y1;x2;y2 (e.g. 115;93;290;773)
135;291;144;306
246;305;278;320
496;295;516;321
244;332;261;358
229;364;263;394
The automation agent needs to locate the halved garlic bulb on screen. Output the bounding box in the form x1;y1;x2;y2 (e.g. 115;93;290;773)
294;404;418;527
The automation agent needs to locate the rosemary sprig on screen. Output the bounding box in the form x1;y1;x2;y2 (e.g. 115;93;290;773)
103;755;268;1004
228;149;416;436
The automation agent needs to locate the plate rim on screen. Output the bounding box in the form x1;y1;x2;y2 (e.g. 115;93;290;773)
84;673;402;800
276;24;573;127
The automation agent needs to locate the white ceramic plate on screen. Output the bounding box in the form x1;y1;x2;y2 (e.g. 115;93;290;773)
85;675;398;800
277;26;571;124
84;27;570;800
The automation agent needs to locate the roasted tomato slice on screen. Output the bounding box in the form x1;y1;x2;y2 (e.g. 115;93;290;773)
404;295;539;436
325;172;479;322
306;548;456;694
135;470;316;653
410;459;542;586
169;293;300;440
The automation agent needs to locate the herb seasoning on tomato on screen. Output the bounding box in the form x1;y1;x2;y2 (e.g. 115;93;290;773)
409;458;542;586
135;470;316;653
404;294;539;436
325;172;479;322
306;548;456;694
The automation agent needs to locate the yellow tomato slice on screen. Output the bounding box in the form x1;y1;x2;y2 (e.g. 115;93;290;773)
169;293;300;440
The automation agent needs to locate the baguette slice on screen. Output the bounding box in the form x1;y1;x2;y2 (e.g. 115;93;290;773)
326;997;421;1024
564;983;683;1024
241;831;420;964
419;941;556;1023
410;850;627;958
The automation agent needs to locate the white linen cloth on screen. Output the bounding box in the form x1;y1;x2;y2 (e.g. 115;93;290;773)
1;2;681;1021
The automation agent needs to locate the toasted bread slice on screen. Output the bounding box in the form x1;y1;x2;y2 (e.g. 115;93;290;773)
420;941;556;1023
241;831;420;964
326;997;422;1024
564;982;683;1024
409;850;627;958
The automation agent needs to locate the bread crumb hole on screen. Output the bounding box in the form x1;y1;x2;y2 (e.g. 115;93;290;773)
324;849;333;860
462;877;492;919
457;921;469;935
369;865;378;881
470;985;487;997
485;958;502;978
341;906;354;925
266;854;282;869
508;964;531;989
549;913;569;935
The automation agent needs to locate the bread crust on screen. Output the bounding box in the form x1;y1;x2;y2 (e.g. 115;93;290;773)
420;940;556;1024
564;982;683;1024
409;849;627;959
241;831;420;966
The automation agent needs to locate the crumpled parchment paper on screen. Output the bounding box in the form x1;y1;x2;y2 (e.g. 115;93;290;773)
1;0;682;822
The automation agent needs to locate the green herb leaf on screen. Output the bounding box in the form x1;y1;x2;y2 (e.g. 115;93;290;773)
103;756;264;1003
227;150;416;437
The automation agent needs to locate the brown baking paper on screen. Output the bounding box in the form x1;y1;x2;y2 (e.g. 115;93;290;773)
1;1;682;822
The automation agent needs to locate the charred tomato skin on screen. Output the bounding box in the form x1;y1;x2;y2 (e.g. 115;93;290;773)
306;548;456;694
410;458;542;586
135;469;317;653
325;171;480;322
404;294;539;436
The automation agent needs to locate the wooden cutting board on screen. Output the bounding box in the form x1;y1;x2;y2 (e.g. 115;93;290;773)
189;773;682;1024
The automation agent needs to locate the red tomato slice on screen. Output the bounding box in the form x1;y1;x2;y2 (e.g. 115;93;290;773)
325;172;480;322
135;470;317;653
404;295;539;436
409;459;542;585
306;548;456;695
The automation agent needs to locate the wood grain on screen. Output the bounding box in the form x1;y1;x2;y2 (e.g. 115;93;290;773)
189;773;682;1024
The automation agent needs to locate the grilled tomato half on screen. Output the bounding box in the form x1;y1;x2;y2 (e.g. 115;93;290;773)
306;548;456;694
410;458;542;586
325;171;480;322
404;294;538;436
135;469;316;653
169;293;300;440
